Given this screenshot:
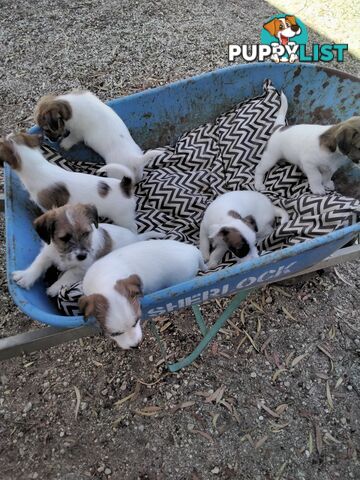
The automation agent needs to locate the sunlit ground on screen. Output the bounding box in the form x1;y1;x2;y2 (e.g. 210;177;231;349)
265;0;359;59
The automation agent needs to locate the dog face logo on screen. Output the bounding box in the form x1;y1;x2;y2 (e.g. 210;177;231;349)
261;14;307;63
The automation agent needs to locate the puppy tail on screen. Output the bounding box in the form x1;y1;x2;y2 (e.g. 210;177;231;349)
274;206;289;224
97;164;135;181
137;231;166;241
274;92;288;128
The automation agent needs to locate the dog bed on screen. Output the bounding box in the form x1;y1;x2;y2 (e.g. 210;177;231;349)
38;80;359;315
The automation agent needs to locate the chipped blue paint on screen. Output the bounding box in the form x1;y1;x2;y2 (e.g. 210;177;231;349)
5;63;360;328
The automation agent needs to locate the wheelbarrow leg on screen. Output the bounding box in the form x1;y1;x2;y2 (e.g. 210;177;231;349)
148;289;250;373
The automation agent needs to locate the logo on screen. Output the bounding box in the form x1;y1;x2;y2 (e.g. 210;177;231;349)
228;14;348;63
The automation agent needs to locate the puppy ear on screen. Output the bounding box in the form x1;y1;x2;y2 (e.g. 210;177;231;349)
115;274;143;300
319;130;337;153
263;18;278;36
84;204;99;228
218;227;230;237
55;100;72;121
79;293;108;326
243;215;258;232
0;139;21;170
33;211;56;244
336;127;356;155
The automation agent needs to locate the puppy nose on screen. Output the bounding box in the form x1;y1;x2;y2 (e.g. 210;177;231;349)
77;253;87;261
291;25;299;32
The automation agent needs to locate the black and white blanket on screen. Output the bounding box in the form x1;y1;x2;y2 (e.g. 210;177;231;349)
39;80;359;315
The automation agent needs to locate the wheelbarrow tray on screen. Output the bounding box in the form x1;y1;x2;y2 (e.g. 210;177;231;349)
4;63;360;330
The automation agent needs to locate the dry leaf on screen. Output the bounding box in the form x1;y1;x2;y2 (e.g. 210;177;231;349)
291;353;308;368
275;403;288;415
74;386;81;420
135;406;162;417
243;330;259;352
251;301;264;313
212;413;220;429
308;432;313;454
171;401;195;413
324;432;341;444
317;345;334;360
326;382;334;411
315;424;323;455
160;321;172;332
270;421;289;432
114;392;136;407
274;461;287;480
191;429;214;443
261;403;280;418
205;386;225;404
272;368;287;382
255;435;268;449
240;433;254;446
92;360;103;367
335;377;343;389
282;306;295;321
285;351;295;368
257;318;261;335
260;336;272;352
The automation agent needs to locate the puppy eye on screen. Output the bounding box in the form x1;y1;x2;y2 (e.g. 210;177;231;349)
279;24;284;30
286;22;290;27
60;233;72;242
81;232;91;238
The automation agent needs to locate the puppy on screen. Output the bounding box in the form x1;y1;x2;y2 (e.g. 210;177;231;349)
254;116;360;195
0;132;137;231
200;191;289;269
12;204;164;297
35;90;155;183
79;240;206;349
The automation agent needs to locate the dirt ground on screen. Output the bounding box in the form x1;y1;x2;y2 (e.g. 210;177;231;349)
0;1;359;479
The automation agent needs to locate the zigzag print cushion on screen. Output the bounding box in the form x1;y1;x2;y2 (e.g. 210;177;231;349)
39;80;359;316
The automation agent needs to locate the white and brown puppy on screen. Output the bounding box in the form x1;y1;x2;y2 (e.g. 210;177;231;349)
254;116;360;195
200;191;289;269
0;132;137;231
79;240;206;349
12;204;164;297
35;91;155;183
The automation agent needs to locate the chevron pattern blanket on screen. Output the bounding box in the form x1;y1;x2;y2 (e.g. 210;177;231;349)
39;80;359;316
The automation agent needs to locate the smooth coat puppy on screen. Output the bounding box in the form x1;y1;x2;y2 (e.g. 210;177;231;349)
200;191;289;269
79;240;206;349
35;90;155;183
0;132;137;231
12;204;164;297
254;116;360;195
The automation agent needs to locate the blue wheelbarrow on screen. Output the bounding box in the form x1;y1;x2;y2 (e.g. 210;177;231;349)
2;63;360;370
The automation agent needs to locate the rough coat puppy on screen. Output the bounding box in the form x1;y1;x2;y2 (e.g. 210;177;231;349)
79;240;206;349
255;116;360;195
12;204;163;297
0;132;137;231
35;90;155;182
200;191;289;268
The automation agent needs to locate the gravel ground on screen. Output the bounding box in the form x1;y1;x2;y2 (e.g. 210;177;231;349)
0;1;359;479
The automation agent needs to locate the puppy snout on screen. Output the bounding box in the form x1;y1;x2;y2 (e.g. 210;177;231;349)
77;253;87;261
291;25;300;32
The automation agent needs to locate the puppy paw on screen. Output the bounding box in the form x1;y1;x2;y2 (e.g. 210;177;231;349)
310;186;326;196
46;283;61;297
254;180;265;191
325;180;335;191
207;260;219;269
60;137;76;150
12;270;36;289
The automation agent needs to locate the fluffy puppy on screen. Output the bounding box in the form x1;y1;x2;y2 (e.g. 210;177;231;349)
254;116;360;195
0;132;137;231
79;240;206;349
12;204;164;297
35;90;155;183
200;191;289;269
